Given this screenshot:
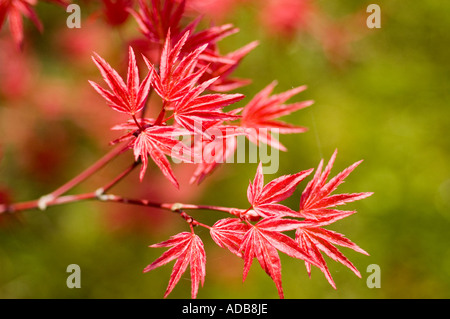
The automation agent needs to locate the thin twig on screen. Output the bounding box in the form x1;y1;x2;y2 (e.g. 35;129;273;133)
99;160;141;194
0;191;240;217
0;192;97;214
48;144;129;199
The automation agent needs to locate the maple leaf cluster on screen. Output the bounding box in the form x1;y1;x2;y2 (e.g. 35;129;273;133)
147;150;372;298
85;0;373;298
89;0;313;189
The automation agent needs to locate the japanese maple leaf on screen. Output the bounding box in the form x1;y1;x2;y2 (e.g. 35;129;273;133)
172;77;244;133
298;149;373;222
89;46;152;116
294;150;373;287
144;231;206;299
131;0;185;44
210;218;249;257
189;116;244;184
246;162;313;219
296;226;368;289
0;0;68;49
241;81;313;151
110;117;154;133
132;125;196;187
181;20;239;64
132;1;241;62
107;117;155;147
240;217;318;299
189;134;237;185
144;29;209;103
132;1;251;88
198;40;259;92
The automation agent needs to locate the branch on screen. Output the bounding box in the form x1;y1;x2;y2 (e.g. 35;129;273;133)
95;195;240;217
34;143;130;210
0;191;240;218
0;193;97;214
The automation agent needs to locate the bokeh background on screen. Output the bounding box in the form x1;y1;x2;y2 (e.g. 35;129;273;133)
0;0;449;299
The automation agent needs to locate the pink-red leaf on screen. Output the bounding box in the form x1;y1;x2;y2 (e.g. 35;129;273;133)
190;130;240;185
297;209;356;227
132;125;196;187
297;230;336;288
144;30;210;103
210;218;249;257
199;40;259;92
131;0;186;44
144;231;206;299
289;151;372;288
241;81;312;150
299;149;373;220
258;168;314;204
172;79;244;133
90;47;151;116
252;203;299;219
296;225;368;288
240;217;318;298
246;162;313;218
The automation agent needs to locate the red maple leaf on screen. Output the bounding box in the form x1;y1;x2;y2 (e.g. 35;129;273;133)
131;1;255;98
189;134;237;185
108;117;155;147
144;231;206;299
181;21;239;63
131;0;186;44
131;1;240;64
240;217;318;299
199;40;259;92
294;149;373;288
298;149;373;222
110;117;154;133
144;29;209;103
187;107;244;185
210;218;249;257
89;46;152;116
171;77;244;133
132;125;196;187
246;162;313;218
296;226;368;289
241;81;313;151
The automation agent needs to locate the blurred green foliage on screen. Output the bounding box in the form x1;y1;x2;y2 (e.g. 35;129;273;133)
0;1;449;299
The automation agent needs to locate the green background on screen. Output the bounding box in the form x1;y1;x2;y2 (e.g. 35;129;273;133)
0;1;449;298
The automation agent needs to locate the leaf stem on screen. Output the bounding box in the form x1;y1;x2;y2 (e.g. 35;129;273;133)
154;100;167;125
140;86;154;120
132;114;144;131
